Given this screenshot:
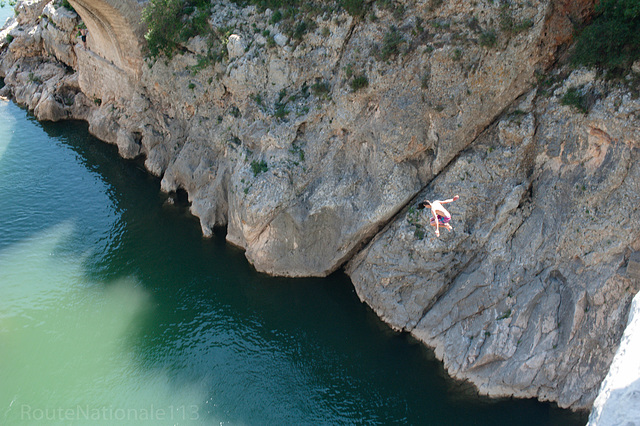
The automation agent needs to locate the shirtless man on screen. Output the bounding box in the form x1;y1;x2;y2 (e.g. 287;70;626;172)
79;28;87;49
417;195;459;237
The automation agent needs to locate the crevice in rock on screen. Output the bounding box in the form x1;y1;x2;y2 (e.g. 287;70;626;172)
170;186;191;208
344;92;534;274
132;130;142;147
331;13;360;77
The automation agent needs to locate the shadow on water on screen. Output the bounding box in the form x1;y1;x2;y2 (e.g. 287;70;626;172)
32;116;588;425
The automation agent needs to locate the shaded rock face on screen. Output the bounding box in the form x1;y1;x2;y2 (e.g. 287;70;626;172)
1;0;639;412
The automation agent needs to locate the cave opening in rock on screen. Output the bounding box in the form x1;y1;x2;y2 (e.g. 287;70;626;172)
172;187;190;207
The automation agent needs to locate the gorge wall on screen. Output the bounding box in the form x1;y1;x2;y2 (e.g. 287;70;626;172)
1;0;639;413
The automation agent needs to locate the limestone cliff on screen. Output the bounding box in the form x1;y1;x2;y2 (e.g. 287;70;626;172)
1;0;638;413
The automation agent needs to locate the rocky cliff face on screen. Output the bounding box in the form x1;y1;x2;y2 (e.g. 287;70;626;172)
1;0;638;412
347;75;640;408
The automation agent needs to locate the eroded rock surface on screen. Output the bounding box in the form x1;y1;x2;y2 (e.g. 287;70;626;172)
347;79;640;408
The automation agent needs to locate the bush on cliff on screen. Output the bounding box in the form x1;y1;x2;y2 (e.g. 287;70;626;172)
143;0;367;60
143;0;212;60
571;0;640;77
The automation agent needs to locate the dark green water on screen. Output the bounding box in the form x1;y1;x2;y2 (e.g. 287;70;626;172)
0;99;588;424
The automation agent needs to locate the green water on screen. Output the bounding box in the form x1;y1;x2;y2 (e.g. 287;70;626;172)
0;26;587;426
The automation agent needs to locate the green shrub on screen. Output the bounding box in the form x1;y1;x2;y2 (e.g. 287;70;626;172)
229;106;241;118
300;82;309;98
479;29;497;48
428;0;443;11
571;0;640;77
344;63;354;78
393;4;405;20
497;309;512;320
466;16;481;32
499;6;514;32
180;8;209;40
415;16;425;34
142;0;213;60
381;25;404;60
251;160;268;176
269;9;282;24
190;54;211;73
252;93;265;107
311;80;330;96
292;20;308;40
342;0;364;17
499;5;534;34
289;144;305;162
143;0;182;59
27;72;42;84
561;87;589;114
350;74;368;91
5;34;13;43
61;0;75;12
512;19;533;33
274;103;289;119
277;88;287;103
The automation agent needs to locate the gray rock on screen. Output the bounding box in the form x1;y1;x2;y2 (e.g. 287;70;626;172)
227;34;246;59
628;252;640;281
347;87;640;410
273;33;287;47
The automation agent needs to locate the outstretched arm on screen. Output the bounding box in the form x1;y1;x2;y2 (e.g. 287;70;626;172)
441;195;459;204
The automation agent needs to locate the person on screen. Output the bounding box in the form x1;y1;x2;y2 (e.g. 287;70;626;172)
79;28;87;49
417;195;459;237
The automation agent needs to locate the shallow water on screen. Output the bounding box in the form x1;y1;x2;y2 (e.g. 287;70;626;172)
0;8;587;424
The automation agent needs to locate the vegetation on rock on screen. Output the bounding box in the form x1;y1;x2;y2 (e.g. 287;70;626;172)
571;0;640;77
143;0;367;60
561;87;589;114
142;0;212;59
250;159;268;176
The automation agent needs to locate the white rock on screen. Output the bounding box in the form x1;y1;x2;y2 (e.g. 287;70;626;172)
43;3;77;33
274;33;287;47
185;35;209;56
227;34;246;59
588;291;640;425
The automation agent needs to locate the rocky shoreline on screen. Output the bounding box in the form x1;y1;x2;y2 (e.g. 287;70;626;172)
1;0;639;414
